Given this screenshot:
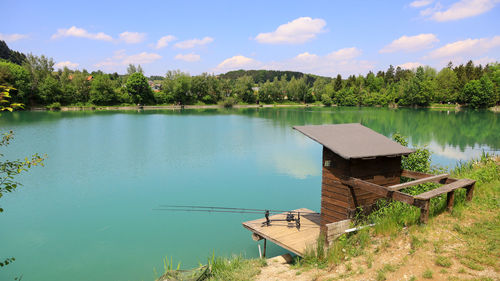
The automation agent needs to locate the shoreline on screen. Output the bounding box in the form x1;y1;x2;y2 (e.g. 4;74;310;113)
26;103;495;112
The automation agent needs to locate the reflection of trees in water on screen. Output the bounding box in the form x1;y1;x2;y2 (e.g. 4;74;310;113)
235;107;499;151
1;107;498;150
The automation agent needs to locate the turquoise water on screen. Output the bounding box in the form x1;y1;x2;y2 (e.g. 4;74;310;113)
0;107;498;281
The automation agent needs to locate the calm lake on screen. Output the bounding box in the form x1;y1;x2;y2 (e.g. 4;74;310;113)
0;107;498;281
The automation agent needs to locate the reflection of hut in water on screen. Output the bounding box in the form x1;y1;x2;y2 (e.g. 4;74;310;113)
243;123;476;256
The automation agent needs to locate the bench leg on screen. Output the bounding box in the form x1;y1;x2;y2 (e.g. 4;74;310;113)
446;191;455;212
419;200;430;224
465;183;475;201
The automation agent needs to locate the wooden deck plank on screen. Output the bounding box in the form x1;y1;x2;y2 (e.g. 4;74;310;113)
388;174;449;191
242;208;320;257
415;179;476;200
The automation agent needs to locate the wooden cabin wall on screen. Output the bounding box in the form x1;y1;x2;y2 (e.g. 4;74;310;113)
320;147;402;230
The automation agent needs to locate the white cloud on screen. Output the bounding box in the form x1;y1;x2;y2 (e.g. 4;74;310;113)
0;33;28;42
427;35;500;59
175;53;201;62
214;55;261;72
154;35;176;49
54;61;79;70
426;0;498;21
410;0;433;7
95;50;161;69
119;31;146;44
327;47;362;60
213;47;373;77
255;17;326;44
51;26;113;41
380;34;439;53
398;62;424;69
174;37;214;49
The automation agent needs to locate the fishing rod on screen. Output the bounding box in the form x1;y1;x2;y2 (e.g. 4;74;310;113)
155;205;320;229
158;205;319;214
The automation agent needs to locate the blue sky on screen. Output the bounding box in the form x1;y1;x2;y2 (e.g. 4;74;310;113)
2;0;499;77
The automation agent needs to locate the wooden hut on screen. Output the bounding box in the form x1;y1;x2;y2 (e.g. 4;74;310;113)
243;123;476;255
293;123;414;231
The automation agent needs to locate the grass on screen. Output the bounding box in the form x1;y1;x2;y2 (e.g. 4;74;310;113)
423;269;433;279
436;256;453;268
153;154;499;280
295;154;499;280
207;255;263;281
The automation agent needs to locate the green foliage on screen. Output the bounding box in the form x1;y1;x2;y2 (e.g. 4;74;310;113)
46;102;61;110
393;133;431;173
126;72;154;104
321;94;332;106
0;60;31;104
0;131;45;207
90;74;116;105
1;42;498;108
462;76;496;108
0;85;23;111
220;97;237;108
233;75;254;103
435;256;452;267
422;269;433;279
206;255;262;281
0;40;26;65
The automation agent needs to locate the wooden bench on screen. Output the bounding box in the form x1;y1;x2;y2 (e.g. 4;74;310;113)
413;179;476;223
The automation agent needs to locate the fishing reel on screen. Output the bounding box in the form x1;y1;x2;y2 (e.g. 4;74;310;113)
262;210;301;229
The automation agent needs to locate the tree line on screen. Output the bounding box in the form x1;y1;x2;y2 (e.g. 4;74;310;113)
0;40;498;108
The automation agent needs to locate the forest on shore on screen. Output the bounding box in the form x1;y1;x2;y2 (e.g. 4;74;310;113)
1;40;499;109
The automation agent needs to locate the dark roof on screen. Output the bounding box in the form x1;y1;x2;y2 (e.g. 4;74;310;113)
293;123;414;160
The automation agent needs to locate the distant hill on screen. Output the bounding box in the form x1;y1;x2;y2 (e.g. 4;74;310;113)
219;69;332;84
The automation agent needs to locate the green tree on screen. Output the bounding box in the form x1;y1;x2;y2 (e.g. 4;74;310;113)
0;61;31;104
233;75;254;103
126;72;154;104
435;67;458;103
38;75;62;103
172;73;192;105
22;54;55;104
90;74;116;105
334;74;343;91
462;76;496;108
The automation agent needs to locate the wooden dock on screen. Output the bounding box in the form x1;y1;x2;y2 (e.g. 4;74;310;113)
242;208;320;257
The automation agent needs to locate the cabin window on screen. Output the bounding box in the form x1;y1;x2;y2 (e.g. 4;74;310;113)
324;160;331;167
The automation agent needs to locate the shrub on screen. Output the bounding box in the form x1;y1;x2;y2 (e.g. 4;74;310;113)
220;97;237;108
46;102;61;110
321;94;332;106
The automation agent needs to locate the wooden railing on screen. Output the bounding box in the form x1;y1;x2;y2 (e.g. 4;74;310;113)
342;170;475;224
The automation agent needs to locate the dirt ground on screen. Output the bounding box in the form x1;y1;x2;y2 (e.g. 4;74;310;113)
255;207;499;281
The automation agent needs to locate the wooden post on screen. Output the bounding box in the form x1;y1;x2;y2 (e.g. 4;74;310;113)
446;191;455;212
419;200;430;224
263;239;267;258
465;183;475;201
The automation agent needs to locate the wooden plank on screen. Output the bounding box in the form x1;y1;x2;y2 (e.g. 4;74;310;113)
342;178;391;197
321;207;347;220
321;201;348;214
466;183;475;201
242;208;320;257
392;191;415;205
322;184;351;198
419;200;430;224
321;194;351;209
401;170;457;184
388;174;449;191
415;179;476;200
446;191;455;212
